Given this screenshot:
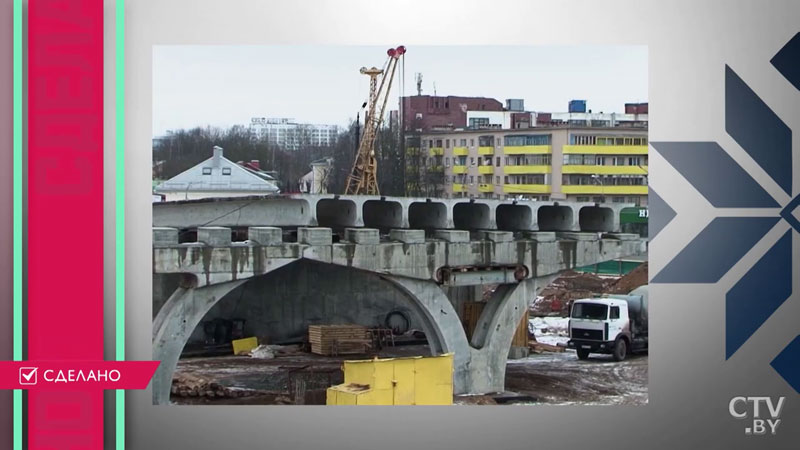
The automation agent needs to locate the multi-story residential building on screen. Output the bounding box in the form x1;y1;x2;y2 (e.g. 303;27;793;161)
413;127;649;205
249;117;340;150
401;95;504;132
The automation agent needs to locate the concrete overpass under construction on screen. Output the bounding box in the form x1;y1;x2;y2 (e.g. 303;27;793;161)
153;194;631;233
151;196;646;405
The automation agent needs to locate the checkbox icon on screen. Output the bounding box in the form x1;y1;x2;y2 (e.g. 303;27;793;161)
19;367;38;385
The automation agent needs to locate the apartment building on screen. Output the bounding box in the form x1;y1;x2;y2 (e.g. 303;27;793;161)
411;127;648;205
249;117;340;150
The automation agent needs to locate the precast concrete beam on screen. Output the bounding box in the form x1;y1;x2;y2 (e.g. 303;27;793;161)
453;202;492;230
153;227;179;246
362;199;404;229
442;269;520;286
495;204;533;231
389;229;425;243
524;231;556;242
537;205;576;231
579;205;616;232
154;231;647;286
557;232;599;241
603;233;639;240
153;196;312;228
197;227;231;246
408;201;448;229
434;230;470;243
298;227;333;246
316;198;359;228
248;226;282;245
481;231;513;243
154;195;634;233
344;228;379;244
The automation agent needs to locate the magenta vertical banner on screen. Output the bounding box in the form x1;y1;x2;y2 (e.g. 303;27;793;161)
27;0;104;448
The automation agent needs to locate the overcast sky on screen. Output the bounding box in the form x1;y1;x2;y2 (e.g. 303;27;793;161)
152;45;647;137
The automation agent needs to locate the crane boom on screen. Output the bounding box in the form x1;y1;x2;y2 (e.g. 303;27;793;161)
345;45;406;195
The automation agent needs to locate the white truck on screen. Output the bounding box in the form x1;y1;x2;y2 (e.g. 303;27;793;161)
567;285;648;361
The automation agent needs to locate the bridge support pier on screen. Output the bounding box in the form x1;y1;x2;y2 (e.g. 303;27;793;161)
385;275;555;395
151;267;559;403
152;280;246;405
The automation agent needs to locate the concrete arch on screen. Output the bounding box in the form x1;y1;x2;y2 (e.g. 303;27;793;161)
383;276;473;392
578;206;615;232
152;280;247;404
408;201;448;229
363;200;404;230
152;263;439;404
537;205;574;231
453;203;491;230
316;199;358;228
384;276;545;395
496;204;533;231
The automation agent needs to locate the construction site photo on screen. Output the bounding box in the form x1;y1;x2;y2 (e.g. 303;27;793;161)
151;44;650;406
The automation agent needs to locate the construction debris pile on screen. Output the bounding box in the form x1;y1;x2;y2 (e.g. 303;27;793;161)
171;373;253;399
531;263;649;316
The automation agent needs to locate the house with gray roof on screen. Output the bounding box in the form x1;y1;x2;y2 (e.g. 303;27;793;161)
154;146;280;201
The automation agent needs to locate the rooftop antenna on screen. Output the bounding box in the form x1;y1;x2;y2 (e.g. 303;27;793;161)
433;82;437;97
415;72;423;96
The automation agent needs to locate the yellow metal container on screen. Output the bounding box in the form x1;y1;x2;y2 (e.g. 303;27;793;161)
231;336;258;355
326;353;454;405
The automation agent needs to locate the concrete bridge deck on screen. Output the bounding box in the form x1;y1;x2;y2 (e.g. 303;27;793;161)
153;194;632;233
151;223;646;404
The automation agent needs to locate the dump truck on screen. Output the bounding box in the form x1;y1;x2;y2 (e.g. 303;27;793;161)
566;285;648;361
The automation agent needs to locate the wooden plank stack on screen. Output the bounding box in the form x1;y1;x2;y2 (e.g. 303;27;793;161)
528;340;566;354
308;324;370;356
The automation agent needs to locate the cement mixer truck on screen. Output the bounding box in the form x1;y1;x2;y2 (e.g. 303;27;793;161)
566;286;648;361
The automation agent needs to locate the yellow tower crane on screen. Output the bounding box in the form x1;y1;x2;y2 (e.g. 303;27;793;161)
345;45;406;195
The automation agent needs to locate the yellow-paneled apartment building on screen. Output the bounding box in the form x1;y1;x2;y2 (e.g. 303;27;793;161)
412;127;648;206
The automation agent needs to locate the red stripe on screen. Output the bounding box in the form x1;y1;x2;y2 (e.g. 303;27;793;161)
28;0;104;448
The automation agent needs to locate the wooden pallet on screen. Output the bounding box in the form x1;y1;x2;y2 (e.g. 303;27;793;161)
308;325;369;356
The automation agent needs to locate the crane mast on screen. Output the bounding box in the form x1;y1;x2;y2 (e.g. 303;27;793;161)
345;45;406;195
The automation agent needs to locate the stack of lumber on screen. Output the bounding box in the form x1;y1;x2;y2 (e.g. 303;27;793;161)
528;340;566;354
308;324;369;356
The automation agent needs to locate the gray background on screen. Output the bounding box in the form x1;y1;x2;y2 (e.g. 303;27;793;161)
121;1;799;449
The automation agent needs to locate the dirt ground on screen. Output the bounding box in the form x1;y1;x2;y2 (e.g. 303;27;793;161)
504;352;649;405
172;345;647;406
530;263;649;316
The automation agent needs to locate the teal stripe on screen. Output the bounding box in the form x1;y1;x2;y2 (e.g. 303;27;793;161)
115;0;126;449
13;0;23;447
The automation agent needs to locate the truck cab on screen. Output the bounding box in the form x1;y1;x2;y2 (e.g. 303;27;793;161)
567;287;648;361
